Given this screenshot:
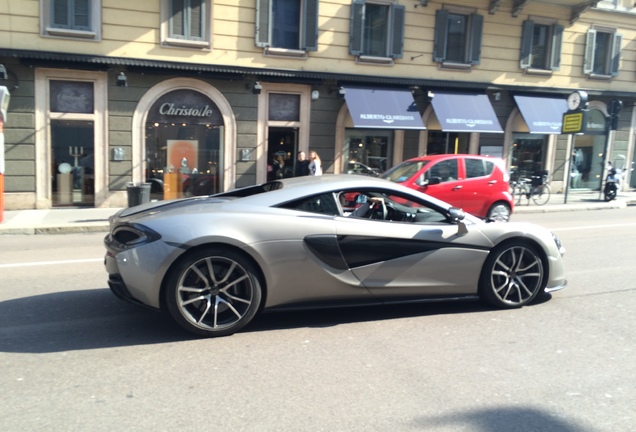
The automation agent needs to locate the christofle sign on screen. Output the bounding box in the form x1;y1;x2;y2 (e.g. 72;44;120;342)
148;89;223;126
159;103;214;117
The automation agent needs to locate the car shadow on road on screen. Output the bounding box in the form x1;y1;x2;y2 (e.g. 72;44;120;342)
0;289;552;353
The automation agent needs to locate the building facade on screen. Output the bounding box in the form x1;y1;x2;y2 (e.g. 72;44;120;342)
1;0;635;209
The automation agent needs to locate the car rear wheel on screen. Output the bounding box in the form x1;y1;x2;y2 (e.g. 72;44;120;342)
486;202;511;222
479;242;545;308
165;248;262;337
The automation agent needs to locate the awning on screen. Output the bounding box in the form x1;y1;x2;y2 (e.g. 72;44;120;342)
343;86;425;130
431;92;503;133
514;95;568;134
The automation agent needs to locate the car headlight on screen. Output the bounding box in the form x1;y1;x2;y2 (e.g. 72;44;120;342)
552;232;565;256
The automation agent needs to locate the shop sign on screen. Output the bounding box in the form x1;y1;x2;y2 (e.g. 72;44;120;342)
562;111;587;134
50;80;94;113
585;108;607;135
148;89;223;125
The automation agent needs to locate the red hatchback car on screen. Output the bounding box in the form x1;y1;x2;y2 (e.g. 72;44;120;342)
381;154;514;222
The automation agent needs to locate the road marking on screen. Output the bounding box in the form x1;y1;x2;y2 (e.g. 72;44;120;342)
0;258;103;269
551;222;636;232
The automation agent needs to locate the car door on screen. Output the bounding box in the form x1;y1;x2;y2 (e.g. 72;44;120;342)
414;158;468;211
333;197;493;299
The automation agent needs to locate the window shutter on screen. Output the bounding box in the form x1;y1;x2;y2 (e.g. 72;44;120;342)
549;24;564;71
349;0;365;56
171;0;185;38
610;32;622;76
189;0;204;39
389;4;405;58
255;0;271;47
583;29;596;74
468;13;483;65
302;0;319;51
52;0;70;28
74;0;90;29
433;9;448;63
519;20;534;69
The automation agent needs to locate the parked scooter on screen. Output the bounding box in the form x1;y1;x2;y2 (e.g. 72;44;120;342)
603;167;621;201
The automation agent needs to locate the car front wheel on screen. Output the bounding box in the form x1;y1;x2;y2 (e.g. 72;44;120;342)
165;248;262;337
479;242;545;308
486;202;511;222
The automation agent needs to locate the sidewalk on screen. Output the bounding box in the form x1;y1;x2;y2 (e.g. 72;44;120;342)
1;190;635;235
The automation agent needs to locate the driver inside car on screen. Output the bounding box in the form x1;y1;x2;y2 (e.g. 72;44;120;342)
342;193;384;218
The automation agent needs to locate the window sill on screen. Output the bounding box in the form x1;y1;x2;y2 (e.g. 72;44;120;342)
164;38;210;49
45;27;97;39
587;73;613;81
263;47;308;59
438;62;472;71
356;55;394;66
523;68;553;76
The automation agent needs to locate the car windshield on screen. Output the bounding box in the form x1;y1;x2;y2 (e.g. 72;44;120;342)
381;160;430;183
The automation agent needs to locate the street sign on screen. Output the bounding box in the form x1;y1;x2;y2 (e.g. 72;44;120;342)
562;110;587;134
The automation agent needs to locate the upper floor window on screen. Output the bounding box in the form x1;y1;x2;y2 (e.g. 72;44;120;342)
349;0;405;63
255;0;319;57
162;0;211;48
433;8;483;67
520;19;563;72
584;28;622;78
41;0;101;39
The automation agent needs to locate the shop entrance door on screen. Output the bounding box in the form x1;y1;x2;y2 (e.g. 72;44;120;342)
51;120;94;207
267;128;297;180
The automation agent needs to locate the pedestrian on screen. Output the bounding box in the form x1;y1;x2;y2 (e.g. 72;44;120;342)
295;151;310;176
308;150;322;176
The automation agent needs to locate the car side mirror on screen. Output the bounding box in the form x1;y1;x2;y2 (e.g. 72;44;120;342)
449;207;468;235
449;207;465;222
427;177;441;186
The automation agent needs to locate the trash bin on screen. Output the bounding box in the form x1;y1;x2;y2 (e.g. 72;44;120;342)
126;182;152;207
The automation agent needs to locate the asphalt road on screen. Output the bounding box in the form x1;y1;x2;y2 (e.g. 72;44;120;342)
1;208;635;432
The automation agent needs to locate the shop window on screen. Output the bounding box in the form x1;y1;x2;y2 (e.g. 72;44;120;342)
583;28;622;78
145;89;225;200
344;130;392;175
510;136;546;182
162;0;210;48
349;0;405;63
433;8;483;67
255;0;319;56
42;0;101;39
426;131;469;155
519;19;563;72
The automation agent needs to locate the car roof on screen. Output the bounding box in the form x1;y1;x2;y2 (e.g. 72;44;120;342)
405;154;498;162
218;174;448;207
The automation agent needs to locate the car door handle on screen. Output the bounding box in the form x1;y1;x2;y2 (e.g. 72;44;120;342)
488;180;498;185
452;185;463;191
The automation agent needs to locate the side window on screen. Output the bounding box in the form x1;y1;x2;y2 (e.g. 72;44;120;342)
279;193;340;215
42;0;101;39
465;158;494;179
162;0;211;48
433;8;483;67
349;0;405;62
519;20;563;72
255;0;319;54
340;190;450;223
427;160;458;183
583;28;622;77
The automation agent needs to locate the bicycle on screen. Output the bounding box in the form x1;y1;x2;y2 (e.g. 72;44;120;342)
511;172;551;206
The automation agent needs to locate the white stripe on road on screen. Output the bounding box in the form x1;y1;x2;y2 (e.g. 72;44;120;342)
0;258;103;269
551;222;636;232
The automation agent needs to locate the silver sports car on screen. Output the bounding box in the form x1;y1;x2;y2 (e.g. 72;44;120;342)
104;175;566;337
